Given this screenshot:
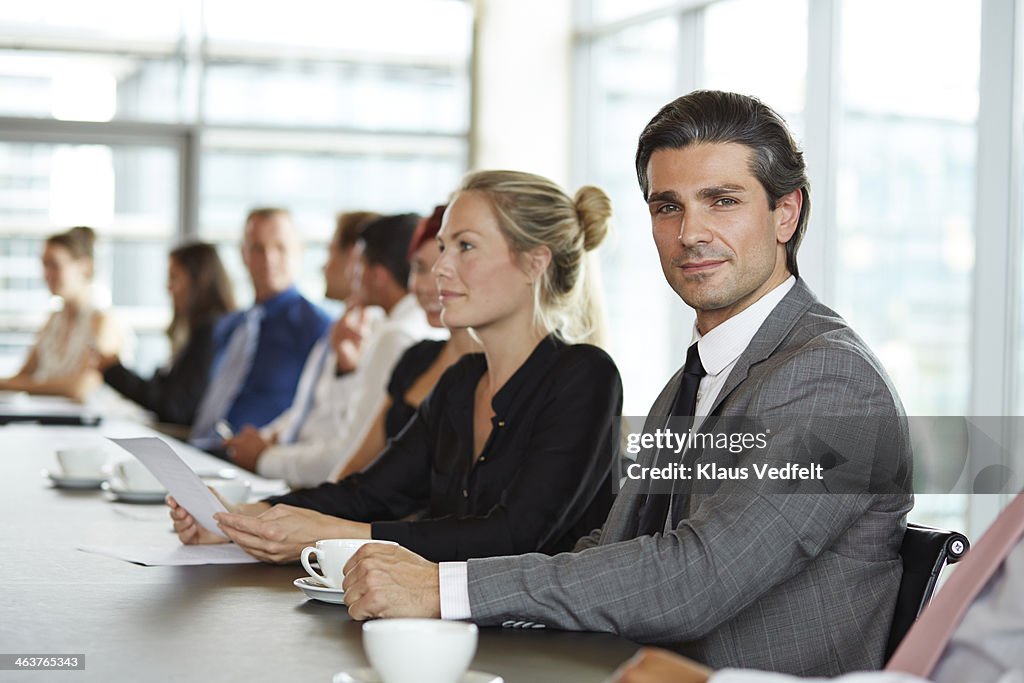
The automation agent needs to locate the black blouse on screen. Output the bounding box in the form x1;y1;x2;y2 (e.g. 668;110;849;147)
268;335;623;562
102;320;216;426
384;339;446;438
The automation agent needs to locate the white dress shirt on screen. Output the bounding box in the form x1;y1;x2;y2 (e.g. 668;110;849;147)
439;277;797;620
257;294;438;488
258;336;361;454
691;276;795;419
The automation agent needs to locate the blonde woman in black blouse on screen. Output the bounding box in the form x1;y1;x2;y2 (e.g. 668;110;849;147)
170;170;623;564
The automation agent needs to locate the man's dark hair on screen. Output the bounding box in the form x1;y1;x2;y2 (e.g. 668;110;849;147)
358;213;419;288
635;90;810;277
335;211;381;250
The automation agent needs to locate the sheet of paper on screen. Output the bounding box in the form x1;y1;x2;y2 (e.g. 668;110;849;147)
78;543;259;566
109;436;228;538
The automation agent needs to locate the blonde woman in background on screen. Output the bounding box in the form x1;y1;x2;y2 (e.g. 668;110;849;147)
170;170;623;565
0;227;123;402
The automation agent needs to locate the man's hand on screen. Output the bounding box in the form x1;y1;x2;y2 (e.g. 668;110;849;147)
342;544;441;620
607;648;712;683
332;306;371;373
224;425;272;472
214;504;369;564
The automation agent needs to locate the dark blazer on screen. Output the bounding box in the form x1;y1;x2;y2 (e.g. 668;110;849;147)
103;320;216;426
463;279;914;676
215;287;330;429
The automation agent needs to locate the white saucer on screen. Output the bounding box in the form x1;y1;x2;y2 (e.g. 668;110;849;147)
333;668;502;683
193;467;239;480
44;469;105;490
293;576;347;604
101;479;167;504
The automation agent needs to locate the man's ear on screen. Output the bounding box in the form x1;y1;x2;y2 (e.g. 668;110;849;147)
366;262;384;289
774;188;803;244
521;245;552;284
371;262;401;291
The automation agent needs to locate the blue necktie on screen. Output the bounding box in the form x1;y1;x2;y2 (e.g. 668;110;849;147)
278;337;331;445
190;305;265;449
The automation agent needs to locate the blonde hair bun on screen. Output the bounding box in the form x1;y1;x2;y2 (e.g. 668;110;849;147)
573;186;611;252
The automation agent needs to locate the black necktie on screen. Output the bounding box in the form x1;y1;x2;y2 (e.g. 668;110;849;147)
637;342;707;535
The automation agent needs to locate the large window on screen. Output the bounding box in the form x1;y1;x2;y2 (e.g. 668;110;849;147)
0;0;473;375
703;0;807;135
575;0;808;415
833;0;979;417
0;135;181;373
575;0;1016;536
576;18;681;416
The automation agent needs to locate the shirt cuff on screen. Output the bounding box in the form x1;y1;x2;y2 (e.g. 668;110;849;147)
254;446;285;481
438;562;472;620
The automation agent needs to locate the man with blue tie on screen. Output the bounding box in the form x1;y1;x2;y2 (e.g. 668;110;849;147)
221;212;436;488
190;207;330;453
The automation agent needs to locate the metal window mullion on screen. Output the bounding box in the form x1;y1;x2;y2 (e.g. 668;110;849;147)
180;127;200;239
967;0;1021;539
800;0;840;303
676;8;703;94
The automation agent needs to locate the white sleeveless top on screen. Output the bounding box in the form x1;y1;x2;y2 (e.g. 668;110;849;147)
32;306;97;382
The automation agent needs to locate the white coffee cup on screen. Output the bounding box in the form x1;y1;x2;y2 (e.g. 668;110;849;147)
363;619;478;683
113;459;164;493
56;448;108;479
205;478;252;505
300;539;398;589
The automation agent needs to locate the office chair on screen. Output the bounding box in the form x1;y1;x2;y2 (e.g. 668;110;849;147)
884;522;970;661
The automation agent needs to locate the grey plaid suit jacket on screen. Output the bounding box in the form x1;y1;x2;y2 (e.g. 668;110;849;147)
464;279;913;676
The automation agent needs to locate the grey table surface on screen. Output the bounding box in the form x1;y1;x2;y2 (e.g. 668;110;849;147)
0;422;639;682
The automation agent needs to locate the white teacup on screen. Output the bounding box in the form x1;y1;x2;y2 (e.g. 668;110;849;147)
56;448;108;479
113;459;164;493
363;619;478;683
300;539;398;589
206;478;252;505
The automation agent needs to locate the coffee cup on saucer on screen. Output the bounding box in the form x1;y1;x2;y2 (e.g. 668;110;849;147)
363;619;478;683
112;459;164;493
205;478;252;505
56;448;108;480
300;539;398;589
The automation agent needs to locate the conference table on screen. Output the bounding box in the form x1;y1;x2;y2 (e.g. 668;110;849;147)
0;418;640;682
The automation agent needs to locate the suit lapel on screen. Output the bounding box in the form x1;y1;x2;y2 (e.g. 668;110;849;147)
668;279;818;527
616;279;821;539
706;278;818;417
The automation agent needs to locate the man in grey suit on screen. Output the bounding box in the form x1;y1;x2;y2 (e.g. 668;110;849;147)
340;90;913;676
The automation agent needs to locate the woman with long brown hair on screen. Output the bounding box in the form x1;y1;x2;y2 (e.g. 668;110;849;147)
98;242;236;426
